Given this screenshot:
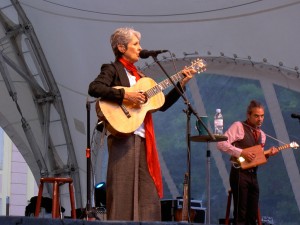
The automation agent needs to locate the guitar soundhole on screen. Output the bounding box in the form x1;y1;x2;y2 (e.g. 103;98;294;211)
144;96;148;104
139;91;148;104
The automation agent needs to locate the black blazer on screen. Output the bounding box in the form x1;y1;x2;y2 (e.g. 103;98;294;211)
88;61;185;112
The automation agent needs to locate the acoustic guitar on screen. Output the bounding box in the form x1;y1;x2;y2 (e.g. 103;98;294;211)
175;173;196;222
232;142;299;169
97;59;206;136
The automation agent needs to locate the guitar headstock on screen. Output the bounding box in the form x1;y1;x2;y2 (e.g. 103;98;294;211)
290;141;299;149
189;58;207;73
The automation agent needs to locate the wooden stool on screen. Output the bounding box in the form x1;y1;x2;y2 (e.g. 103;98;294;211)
225;189;261;225
35;177;76;219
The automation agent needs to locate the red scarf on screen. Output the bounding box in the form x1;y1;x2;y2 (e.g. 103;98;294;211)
118;58;163;198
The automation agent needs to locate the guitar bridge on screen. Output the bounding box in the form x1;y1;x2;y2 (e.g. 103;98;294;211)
120;104;131;118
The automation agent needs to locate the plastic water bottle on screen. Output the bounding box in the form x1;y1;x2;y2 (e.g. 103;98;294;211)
214;109;223;135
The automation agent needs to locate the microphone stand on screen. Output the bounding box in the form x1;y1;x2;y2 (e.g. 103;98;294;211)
151;55;215;222
84;99;100;220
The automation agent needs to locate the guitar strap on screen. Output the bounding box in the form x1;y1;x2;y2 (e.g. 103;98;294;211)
243;121;263;146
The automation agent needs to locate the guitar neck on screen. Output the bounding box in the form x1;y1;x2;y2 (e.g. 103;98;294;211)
182;184;188;220
145;72;184;98
181;173;189;221
144;58;206;99
264;143;291;155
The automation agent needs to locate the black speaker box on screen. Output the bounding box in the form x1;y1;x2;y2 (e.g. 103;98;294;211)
161;199;177;221
161;199;206;223
219;218;234;224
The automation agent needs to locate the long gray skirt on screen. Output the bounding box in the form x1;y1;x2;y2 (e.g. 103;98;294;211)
106;134;161;221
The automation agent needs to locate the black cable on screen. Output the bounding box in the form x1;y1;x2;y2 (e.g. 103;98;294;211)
41;0;263;17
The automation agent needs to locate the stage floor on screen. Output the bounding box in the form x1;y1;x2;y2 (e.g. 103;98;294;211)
0;216;223;225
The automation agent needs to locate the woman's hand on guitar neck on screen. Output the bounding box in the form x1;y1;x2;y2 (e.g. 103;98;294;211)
180;67;197;87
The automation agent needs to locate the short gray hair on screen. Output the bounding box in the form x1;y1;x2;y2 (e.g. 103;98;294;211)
110;27;141;59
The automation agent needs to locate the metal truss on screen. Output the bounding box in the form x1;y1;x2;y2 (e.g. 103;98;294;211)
0;0;82;207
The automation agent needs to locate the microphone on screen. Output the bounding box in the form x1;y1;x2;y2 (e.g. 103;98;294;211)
291;113;300;119
139;49;168;59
